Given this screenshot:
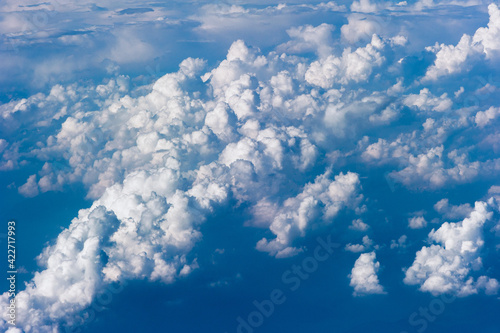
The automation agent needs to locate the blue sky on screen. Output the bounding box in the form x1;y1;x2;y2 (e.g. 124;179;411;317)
1;0;500;332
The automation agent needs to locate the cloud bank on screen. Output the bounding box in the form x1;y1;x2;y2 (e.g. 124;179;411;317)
1;1;500;332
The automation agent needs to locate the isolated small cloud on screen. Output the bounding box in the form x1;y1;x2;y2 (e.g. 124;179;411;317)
345;235;374;253
349;218;369;231
408;216;427;229
390;235;407;249
349;251;386;296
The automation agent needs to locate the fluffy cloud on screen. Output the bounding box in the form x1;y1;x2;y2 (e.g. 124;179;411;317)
341;14;381;43
403;88;452;112
349;251;386;296
475;106;500;127
349;218;369;231
472;3;500;57
434;198;473;220
305;34;385;88
404;200;500;296
1;59;233;331
424;4;500;80
361;117;500;189
345;235;374;253
408;216;427;229
278;23;335;58
350;0;379;13
18;174;39;197
4;207;119;331
389;146;487;189
390;235;407;249
423;35;478;81
0;33;380;330
3;3;500;330
256;171;361;258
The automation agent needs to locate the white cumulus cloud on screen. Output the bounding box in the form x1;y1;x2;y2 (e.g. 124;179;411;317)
404;200;500;296
349;251;386;296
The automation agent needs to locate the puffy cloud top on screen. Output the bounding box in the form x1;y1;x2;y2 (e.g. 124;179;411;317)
404;201;500;296
349;251;386;296
2;2;500;331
